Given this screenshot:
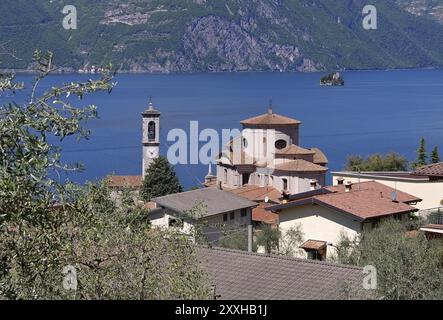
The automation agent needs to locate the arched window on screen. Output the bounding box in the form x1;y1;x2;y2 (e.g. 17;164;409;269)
148;121;156;141
275;139;287;150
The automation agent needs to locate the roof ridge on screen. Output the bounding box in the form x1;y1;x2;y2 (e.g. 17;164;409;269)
198;245;363;271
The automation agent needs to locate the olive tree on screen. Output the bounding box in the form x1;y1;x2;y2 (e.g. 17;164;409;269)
0;51;212;300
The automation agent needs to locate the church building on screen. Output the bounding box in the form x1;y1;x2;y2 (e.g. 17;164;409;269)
107;98;160;191
215;103;328;196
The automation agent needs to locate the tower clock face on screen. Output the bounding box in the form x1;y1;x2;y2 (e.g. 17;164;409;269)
147;147;159;158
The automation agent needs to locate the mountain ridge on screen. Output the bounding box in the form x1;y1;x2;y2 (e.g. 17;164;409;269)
1;0;443;73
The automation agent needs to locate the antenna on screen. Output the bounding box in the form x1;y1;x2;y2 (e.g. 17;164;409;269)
391;191;398;202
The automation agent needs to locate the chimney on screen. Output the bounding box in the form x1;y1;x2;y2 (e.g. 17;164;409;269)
345;181;352;192
337;177;345;185
310;179;318;191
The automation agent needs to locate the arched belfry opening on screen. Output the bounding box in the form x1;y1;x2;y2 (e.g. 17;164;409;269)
148;121;156;141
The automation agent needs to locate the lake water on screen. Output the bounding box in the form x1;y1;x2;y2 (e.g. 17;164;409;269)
6;70;443;190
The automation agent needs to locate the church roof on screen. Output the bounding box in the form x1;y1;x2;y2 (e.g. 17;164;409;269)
311;147;329;165
275;145;315;156
142;99;160;116
240;109;301;126
274;159;328;172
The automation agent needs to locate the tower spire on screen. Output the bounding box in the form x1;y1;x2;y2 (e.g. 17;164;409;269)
267;99;273;115
148;96;153;110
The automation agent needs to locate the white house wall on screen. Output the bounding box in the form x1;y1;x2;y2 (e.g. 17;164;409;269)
278;204;361;259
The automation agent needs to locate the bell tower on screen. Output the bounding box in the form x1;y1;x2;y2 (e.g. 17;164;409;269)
142;98;160;178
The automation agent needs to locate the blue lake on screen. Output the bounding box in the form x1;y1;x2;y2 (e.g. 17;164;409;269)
5;70;443;190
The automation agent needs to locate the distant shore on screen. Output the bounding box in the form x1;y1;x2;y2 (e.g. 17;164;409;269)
1;66;440;75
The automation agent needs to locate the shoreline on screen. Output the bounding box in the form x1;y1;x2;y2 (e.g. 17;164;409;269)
1;66;440;76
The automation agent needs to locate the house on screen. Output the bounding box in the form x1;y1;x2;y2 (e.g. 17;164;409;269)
332;162;443;210
225;185;282;226
149;188;257;250
197;246;371;300
216;103;328;195
266;181;422;260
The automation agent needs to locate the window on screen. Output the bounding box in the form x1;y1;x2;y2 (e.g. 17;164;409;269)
230;212;235;220
241;209;247;217
307;250;323;261
223;213;228;222
224;169;228;183
148;121;156;141
275;139;287;150
243;137;248;148
282;178;288;191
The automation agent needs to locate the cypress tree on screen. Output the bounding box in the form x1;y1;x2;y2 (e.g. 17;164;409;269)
431;146;440;164
141;156;183;201
415;137;427;168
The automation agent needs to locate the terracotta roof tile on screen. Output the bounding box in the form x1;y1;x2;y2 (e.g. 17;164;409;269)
227;185;282;203
300;240;327;251
269;181;420;220
311;147;329;165
252;203;279;224
325;181;421;203
274;159;328;172
240;112;301;126
106;175;142;188
413;162;443;177
275;145;315;155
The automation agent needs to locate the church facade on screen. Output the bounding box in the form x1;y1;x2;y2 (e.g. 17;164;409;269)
215;105;328;195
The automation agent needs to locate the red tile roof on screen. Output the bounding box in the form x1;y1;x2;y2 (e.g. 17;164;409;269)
275;145;315;155
413;162;443;177
106;175;143;188
240;112;301;126
325;181;421;204
311;147;328;165
268;181;421;221
300;240;327;251
274;159;328;172
252;203;279;224
227;185;282;203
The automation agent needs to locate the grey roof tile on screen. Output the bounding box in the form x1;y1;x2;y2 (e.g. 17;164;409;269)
197;246;370;300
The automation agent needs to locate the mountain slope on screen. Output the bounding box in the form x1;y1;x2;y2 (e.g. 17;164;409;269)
397;0;443;24
1;0;443;72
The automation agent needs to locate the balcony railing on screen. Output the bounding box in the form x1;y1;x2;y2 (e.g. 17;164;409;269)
418;207;443;225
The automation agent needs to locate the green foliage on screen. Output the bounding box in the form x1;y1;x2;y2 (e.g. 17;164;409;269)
278;225;304;257
431;146;440;164
0;52;211;299
334;219;443;300
255;223;280;254
2;1;443;71
345;153;409;171
141;156;183;202
414;137;428;168
218;228;249;251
